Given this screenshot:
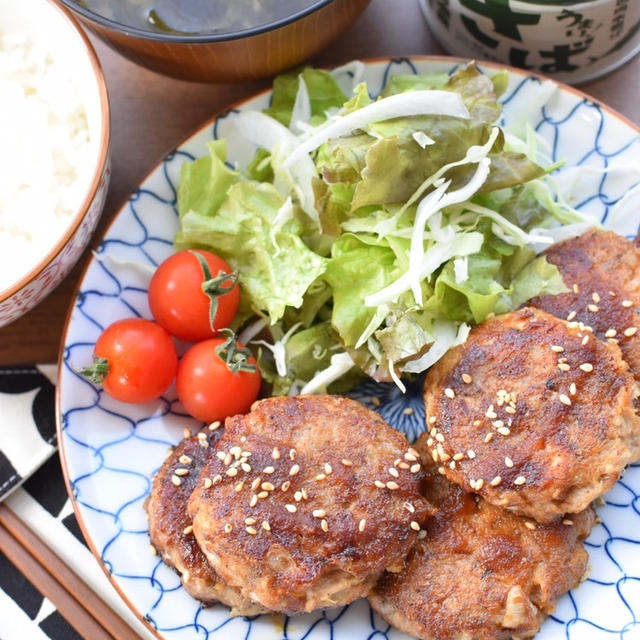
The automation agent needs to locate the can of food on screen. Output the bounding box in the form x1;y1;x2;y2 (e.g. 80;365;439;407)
419;0;640;84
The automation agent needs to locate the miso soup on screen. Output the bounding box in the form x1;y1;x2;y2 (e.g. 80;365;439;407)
74;0;320;36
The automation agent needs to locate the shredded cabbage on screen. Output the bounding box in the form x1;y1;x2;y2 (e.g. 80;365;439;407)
290;76;311;134
233;111;319;224
412;131;436;148
403;321;470;374
252;322;301;377
283;90;470;168
454;257;468;283
300;352;356;395
175;62;582;395
365;232;485;307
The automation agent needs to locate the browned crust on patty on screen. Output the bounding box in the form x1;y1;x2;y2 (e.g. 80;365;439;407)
370;452;595;640
146;427;266;615
188;395;434;614
529;229;640;388
421;306;640;523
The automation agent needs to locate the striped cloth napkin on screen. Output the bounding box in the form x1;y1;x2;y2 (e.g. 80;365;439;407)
0;365;154;640
0;365;57;501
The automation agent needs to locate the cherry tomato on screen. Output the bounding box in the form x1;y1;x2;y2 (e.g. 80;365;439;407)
148;249;239;342
176;334;261;423
81;318;178;404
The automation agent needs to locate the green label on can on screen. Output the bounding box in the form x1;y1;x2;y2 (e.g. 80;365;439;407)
515;1;598;4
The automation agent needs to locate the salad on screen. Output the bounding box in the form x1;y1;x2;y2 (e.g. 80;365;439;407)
174;62;590;395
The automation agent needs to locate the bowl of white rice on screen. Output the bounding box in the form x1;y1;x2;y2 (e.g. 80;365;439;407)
0;0;110;326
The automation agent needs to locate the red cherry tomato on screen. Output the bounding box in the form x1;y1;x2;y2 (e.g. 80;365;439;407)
81;318;178;404
176;335;261;423
148;249;239;342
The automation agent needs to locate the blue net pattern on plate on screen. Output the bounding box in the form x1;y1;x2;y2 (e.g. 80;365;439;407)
60;58;640;639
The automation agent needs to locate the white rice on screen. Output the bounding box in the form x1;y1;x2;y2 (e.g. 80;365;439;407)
0;29;95;293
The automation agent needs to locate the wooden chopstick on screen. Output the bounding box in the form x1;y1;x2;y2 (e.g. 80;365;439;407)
0;520;114;640
0;503;141;640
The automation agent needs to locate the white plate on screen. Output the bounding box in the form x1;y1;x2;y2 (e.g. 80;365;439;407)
57;57;640;640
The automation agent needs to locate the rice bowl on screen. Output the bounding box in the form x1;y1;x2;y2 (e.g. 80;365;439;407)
0;0;110;325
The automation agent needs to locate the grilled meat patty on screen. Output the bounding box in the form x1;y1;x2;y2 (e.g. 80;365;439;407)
369;452;596;640
529;228;640;409
421;306;640;523
146;426;266;616
188;395;433;614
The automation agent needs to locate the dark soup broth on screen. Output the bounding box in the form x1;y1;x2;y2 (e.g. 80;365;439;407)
75;0;320;36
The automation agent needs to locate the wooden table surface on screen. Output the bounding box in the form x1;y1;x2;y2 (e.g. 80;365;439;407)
1;0;639;365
